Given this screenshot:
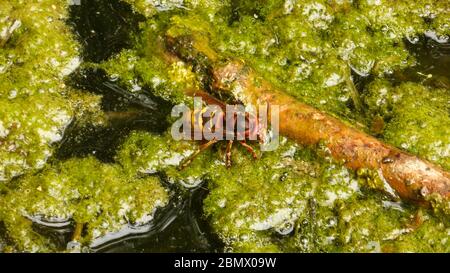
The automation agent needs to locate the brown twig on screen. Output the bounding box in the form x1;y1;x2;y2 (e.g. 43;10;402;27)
163;31;450;206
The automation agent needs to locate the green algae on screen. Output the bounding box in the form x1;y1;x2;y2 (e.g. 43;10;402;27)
97;17;200;105
117;130;215;188
0;1;170;252
77;0;450;252
0;156;169;252
202;142;449;253
0;0;449;253
364;81;450;170
105;0;450;169
0;0;85;183
115;130;449;252
105;0;448;121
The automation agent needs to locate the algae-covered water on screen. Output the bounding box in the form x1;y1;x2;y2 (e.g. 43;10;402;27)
65;1;223;252
0;0;449;253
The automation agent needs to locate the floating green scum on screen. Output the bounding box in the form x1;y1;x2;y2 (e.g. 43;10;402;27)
0;157;169;252
0;0;105;182
0;0;170;252
117;131;449;252
0;0;449;252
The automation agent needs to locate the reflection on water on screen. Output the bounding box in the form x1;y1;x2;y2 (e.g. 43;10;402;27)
98;186;224;253
55;0;223;252
23;0;449;253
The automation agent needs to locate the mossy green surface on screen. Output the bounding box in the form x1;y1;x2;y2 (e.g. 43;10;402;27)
107;0;449;120
77;0;450;252
116;130;449;252
97;17;200;105
364;81;450;170
0;0;85;182
117;131;214;188
0;0;449;253
0;156;169;252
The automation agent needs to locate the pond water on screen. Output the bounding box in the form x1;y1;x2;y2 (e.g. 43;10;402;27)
61;0;224;252
60;0;449;252
2;0;447;253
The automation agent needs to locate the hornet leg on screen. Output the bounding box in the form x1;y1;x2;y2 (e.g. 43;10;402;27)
179;139;218;170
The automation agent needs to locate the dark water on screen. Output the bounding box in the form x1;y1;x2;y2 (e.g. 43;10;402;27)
49;0;449;253
61;0;224;253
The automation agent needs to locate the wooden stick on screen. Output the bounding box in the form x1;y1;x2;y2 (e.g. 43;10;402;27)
211;60;450;204
164;32;450;206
